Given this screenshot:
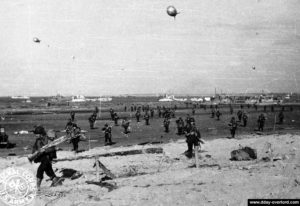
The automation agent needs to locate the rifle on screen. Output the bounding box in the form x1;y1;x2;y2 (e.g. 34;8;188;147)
28;135;68;162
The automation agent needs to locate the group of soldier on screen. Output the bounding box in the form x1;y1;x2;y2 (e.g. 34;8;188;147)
227;105;286;138
14;102;291;192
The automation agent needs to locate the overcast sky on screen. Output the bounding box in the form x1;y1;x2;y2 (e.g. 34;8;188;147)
0;0;299;96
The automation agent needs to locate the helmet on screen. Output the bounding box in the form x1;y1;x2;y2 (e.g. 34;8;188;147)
33;125;47;136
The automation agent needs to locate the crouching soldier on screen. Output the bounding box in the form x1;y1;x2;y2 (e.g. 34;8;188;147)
184;123;204;158
163;118;170;133
102;123;112;145
32;126;62;191
228;117;238;138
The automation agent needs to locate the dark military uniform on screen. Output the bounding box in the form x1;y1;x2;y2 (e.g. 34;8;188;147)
109;108;114;120
163;118;170;133
242;112;248;127
237;110;243;122
150;108;154;118
122;119;130;134
88;113;97;129
65;121;81;152
144;113;150;125
216;110;221;120
211;109;215;118
113;112;119;126
176;117;185;135
185;124;202;158
257;114;266;131
102;124;112;144
278;111;284;124
229;117;238;138
70;111;75;122
32;127;61;190
135;111;141;122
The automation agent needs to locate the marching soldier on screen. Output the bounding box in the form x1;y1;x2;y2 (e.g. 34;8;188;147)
70;111;75;122
121;118;130;134
144;112;150;125
257;113;266;131
242;112;248;127
102;123;112;145
88;113;97;129
163;118;170;133
109;108;114;120
237;110;243;122
192;108;195;115
175;117;185;135
65;120;81;152
32;126;62;191
228;117;238;138
150;108;154;118
135;110;141;122
184;123;204;158
211;108;215;118
278;110;284;124
216;109;222;120
158;107;162;118
230;105;233;115
113;112;119;126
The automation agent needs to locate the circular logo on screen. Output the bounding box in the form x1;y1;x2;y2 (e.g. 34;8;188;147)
0;167;36;206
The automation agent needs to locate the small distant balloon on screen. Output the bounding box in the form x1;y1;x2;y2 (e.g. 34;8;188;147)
252;66;256;70
72;56;75;60
33;37;41;43
167;6;179;19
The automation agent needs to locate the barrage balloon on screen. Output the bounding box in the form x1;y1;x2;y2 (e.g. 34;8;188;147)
33;37;41;43
167;6;179;18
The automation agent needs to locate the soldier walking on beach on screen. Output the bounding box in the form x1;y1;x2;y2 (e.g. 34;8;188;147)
211;108;215;118
237;110;243;122
278;110;284;124
216;109;222;120
176;117;185;135
113;112;119;126
242;112;248;127
70;111;75;122
122;118;130;134
163;117;170;133
230;105;233;115
144;112;150;125
31;126;62;191
228;117;238;138
109;108;114;120
184;122;204;158
257;113;266;131
88;113;97;129
65;119;82;152
135;110;141;122
150;108;154;118
102;123;112;145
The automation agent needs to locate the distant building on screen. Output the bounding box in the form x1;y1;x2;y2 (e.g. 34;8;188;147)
11;96;30;100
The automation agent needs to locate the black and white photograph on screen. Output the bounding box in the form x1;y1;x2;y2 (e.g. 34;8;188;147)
0;0;299;205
